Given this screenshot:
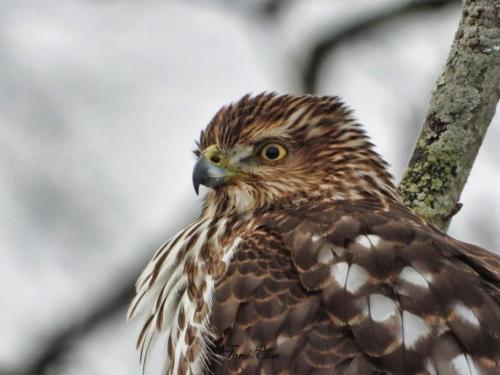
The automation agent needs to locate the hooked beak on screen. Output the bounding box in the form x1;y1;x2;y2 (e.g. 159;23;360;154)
192;154;229;195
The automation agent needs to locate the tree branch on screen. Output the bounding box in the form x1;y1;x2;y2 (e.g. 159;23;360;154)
399;0;500;230
257;0;295;18
6;273;137;375
301;0;458;94
6;219;194;375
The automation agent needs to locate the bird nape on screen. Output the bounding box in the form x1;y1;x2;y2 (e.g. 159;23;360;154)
128;93;500;375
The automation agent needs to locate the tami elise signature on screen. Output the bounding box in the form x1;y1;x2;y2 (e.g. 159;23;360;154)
218;345;280;361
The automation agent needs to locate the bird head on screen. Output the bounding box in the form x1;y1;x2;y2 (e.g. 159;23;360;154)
193;93;399;217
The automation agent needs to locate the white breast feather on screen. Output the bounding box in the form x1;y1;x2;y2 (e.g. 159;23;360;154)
128;217;242;375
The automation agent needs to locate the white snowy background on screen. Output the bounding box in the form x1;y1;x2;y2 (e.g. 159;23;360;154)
0;1;498;374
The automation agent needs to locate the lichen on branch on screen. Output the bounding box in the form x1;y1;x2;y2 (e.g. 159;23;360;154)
399;0;500;230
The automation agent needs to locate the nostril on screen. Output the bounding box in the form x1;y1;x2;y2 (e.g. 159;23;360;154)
210;155;221;164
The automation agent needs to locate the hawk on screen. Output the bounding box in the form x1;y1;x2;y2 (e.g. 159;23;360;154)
128;93;500;374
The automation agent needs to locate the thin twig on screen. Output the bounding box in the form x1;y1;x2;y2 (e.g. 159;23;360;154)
301;0;458;93
10;215;195;375
257;0;295;18
7;274;137;375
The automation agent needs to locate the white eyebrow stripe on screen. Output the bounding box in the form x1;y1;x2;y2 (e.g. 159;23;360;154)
229;146;254;164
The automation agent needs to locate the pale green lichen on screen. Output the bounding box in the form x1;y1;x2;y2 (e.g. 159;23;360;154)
400;123;478;229
399;0;499;230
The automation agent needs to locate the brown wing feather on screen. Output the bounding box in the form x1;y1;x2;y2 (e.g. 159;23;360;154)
208;199;500;374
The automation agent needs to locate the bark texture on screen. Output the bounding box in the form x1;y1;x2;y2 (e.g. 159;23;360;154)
399;0;500;230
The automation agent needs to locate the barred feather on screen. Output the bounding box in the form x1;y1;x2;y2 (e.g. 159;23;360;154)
209;199;500;373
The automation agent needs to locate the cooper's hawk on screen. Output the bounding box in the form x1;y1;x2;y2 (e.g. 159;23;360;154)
128;93;500;374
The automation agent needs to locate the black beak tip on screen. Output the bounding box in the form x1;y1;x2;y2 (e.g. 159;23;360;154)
193;180;200;195
192;157;206;195
192;156;227;195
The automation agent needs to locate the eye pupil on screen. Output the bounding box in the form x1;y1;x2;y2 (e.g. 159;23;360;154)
265;146;280;160
260;143;286;161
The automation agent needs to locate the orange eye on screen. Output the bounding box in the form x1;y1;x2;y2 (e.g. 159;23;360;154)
260;143;287;161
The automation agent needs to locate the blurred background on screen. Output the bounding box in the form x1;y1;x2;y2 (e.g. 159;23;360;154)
1;0;499;374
